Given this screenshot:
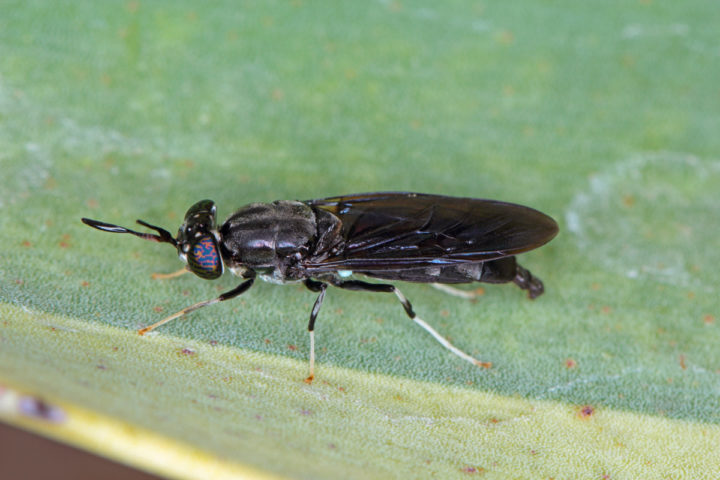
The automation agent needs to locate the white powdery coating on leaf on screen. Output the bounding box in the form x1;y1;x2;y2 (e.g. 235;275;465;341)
565;151;720;290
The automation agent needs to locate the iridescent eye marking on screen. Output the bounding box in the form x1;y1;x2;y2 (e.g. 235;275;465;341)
192;236;219;271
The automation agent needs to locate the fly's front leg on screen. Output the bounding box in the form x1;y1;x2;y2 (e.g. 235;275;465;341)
327;278;492;369
151;267;190;280
138;277;255;335
303;279;328;383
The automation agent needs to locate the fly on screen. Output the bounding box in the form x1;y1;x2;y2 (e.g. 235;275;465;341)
82;192;558;382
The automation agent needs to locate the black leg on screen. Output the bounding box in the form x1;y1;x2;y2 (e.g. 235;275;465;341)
303;279;328;383
138;278;255;335
327;278;491;368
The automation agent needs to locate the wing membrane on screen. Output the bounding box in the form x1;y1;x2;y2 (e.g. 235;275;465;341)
303;192;558;272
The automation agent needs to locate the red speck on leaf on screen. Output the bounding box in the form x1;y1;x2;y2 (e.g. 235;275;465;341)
578;405;595;418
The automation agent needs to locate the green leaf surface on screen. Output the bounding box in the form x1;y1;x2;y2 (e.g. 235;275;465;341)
1;1;719;478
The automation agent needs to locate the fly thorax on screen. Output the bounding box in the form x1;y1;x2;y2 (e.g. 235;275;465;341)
220;201;317;277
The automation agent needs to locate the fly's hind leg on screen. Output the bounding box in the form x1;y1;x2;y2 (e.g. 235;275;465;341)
327;277;492;369
430;283;485;300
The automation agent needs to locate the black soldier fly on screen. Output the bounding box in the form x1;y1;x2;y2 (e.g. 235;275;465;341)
82;192;558;382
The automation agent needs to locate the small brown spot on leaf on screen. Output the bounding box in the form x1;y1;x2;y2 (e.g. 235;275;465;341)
180;348;195;356
703;314;715;325
388;1;402;12
578;405;595;418
153;306;164;313
271;88;284;101
461;465;485;475
679;354;687;370
21;240;32;247
287;344;297;351
495;30;514;45
565;358;577;369
59;234;71;248
81;281;90;287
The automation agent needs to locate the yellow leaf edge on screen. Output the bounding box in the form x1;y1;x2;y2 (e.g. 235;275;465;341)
2;303;719;479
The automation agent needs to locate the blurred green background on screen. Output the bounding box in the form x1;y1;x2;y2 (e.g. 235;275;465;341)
1;1;719;478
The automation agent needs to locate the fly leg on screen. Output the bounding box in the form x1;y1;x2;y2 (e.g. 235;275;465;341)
328;278;492;369
138;277;255;335
430;283;485;300
151;267;189;280
303;279;328;383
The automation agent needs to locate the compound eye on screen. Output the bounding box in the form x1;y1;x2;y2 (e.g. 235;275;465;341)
187;235;223;279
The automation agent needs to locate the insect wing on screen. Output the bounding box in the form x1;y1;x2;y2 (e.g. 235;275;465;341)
304;192;558;271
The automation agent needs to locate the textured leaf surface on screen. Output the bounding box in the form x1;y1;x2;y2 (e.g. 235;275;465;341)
1;1;719;478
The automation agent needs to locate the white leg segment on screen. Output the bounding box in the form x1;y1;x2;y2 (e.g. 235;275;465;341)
393;288;492;368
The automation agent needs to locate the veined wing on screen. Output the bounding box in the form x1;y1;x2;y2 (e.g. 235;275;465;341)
303;192;558;271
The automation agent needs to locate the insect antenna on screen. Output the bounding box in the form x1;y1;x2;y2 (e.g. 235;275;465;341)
81;218;177;247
